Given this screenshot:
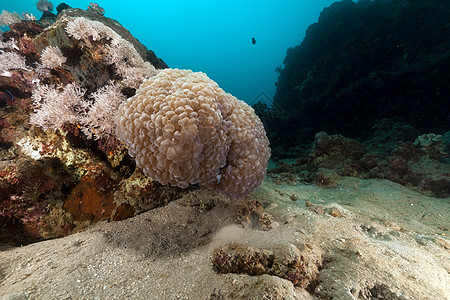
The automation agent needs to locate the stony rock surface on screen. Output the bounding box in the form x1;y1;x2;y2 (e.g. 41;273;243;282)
212;242;322;287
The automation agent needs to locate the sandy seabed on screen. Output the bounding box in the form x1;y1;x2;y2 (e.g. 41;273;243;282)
0;176;449;300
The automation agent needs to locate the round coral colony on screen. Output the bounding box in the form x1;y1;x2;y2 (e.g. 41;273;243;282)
115;69;271;197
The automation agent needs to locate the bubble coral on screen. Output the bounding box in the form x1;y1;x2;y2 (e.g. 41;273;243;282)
115;69;270;197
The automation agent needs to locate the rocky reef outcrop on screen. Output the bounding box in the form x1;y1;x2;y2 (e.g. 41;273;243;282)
256;0;450;198
268;123;450;198
0;7;176;245
262;0;450;149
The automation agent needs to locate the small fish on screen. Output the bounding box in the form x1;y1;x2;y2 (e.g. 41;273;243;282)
252;37;256;45
5;90;14;101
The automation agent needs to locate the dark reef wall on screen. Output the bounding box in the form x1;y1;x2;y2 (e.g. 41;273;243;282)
268;0;450;149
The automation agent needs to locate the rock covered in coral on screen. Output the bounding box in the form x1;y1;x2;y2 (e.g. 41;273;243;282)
414;133;448;159
268;125;450;198
48;8;167;69
368;141;450;197
314;168;340;188
0;157;74;244
212;243;322;288
113;170;189;215
309;131;367;175
0;7;177;245
0;119;189;245
406;160;450;198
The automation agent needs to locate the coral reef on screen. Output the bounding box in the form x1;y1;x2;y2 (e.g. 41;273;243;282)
0;7;177;245
29;14;160;140
266;21;449;198
0;4;270;245
261;0;450;149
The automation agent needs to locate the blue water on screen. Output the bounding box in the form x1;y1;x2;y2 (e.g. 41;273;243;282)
3;0;336;104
